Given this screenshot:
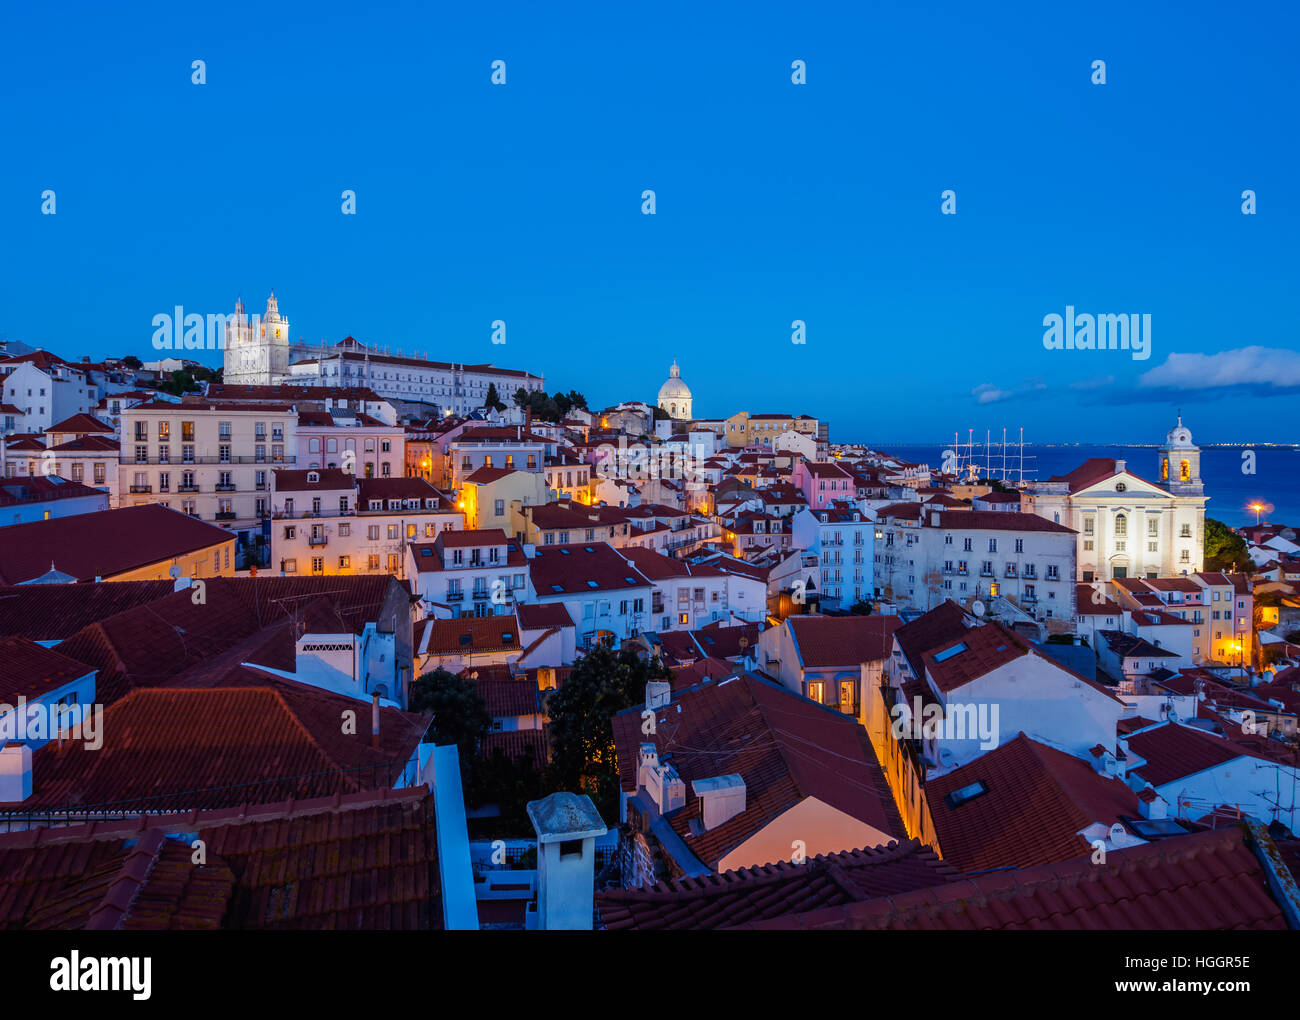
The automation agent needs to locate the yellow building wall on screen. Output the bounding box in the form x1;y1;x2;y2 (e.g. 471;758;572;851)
107;538;237;582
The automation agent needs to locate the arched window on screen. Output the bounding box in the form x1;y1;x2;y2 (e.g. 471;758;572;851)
1161;457;1169;480
1115;513;1127;537
1180;459;1190;481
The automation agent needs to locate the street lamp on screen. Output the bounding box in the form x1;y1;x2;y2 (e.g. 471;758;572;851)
1251;502;1264;526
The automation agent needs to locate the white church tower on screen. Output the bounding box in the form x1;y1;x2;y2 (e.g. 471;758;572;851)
1158;412;1204;497
223;292;291;385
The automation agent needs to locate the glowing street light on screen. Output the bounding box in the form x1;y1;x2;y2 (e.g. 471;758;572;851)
1251;502;1264;526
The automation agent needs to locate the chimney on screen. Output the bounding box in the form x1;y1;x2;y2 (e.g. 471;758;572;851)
645;680;671;713
1137;786;1167;820
0;743;33;802
371;692;380;748
691;774;747;831
526;792;606;931
1089;743;1121;777
1115;459;1126;474
638;743;686;813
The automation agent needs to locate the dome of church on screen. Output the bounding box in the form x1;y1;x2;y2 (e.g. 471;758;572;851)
1165;414;1195;448
658;360;692;403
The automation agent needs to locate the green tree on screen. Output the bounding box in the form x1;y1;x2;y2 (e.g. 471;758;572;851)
483;382;506;412
1204;518;1252;573
121;355;143;369
466;748;548;834
410;669;491;776
513;387;530;409
545;644;672;820
155;370;201;396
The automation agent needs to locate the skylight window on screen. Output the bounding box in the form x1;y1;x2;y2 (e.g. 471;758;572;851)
586;580;600;589
551;584;565;593
933;642;968;663
946;781;987;808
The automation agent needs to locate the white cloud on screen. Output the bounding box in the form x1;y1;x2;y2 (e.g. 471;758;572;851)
971;379;1047;405
1138;346;1300;391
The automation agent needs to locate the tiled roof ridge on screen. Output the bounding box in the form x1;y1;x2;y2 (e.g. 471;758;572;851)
1;786;428;850
854;825;1253;927
83;828;168;931
631;838;931;897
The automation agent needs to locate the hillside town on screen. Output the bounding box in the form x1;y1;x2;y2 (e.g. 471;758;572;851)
1;308;1298;932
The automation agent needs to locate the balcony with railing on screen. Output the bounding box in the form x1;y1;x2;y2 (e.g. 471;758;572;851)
178;483;200;493
214;511;237;521
121;455;297;466
308;535;328;547
128;484;152;493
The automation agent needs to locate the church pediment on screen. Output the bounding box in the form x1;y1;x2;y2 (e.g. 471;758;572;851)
1071;470;1168;501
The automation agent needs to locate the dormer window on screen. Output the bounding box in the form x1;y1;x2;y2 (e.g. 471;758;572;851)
369;499;382;510
307;471;319;484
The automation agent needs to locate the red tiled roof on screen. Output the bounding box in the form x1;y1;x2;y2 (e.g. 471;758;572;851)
597;838;960;930
0;829;234;930
0;476;109;508
1075;583;1121;615
893;601;971;678
0;637;94;701
46;435;120;452
417;615;521;655
0;580;175;641
464;466;518;484
922;622;1029;693
529;542;650;595
516;602;575;630
1125;722;1246;787
357;477;451;506
0;505;232;585
45;413;115;435
11;681;428;812
438;528;509;548
926;733;1142;873
272;467;355;492
1047;457;1164;495
612;673;904;870
788;615;903;668
734;826;1289;930
937;509;1075;534
0;787;442;930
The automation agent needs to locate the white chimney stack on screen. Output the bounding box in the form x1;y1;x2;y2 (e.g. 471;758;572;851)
645;681;671;713
526;792;606;931
1137;786;1167;820
0;742;33;803
691;774;747;831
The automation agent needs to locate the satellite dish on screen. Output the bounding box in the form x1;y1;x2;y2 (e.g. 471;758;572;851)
738;637;749;649
168;565;181;579
1108;823;1125;843
971;599;985;617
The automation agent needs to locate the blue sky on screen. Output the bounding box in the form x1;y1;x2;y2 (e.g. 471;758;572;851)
1;0;1297;444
